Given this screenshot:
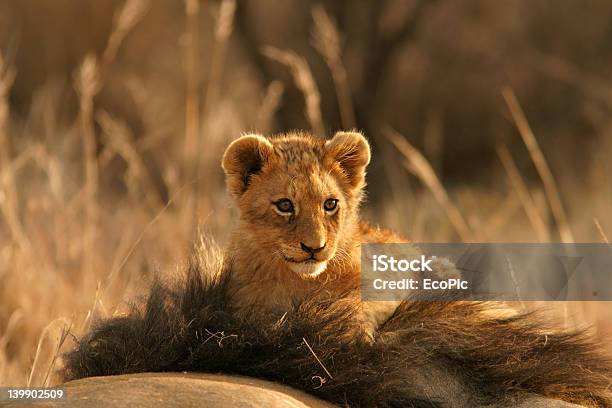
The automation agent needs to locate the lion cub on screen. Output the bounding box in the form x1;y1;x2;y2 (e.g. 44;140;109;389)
222;131;417;339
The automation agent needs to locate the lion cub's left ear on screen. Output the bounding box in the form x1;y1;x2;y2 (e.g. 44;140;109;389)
324;131;371;190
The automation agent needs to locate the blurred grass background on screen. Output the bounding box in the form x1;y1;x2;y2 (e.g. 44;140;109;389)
0;0;611;386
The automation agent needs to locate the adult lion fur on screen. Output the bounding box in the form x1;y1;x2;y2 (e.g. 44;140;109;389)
63;241;612;408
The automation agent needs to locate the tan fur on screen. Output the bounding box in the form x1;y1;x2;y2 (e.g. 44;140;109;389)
222;131;413;337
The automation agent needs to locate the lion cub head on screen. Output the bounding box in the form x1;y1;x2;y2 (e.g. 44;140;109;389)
222;131;370;278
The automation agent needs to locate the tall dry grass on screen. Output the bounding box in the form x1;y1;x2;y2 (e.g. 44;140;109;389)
311;5;355;130
262;45;325;137
0;2;611;388
502;87;574;243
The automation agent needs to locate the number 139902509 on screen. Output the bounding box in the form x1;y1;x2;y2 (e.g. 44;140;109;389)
2;387;65;401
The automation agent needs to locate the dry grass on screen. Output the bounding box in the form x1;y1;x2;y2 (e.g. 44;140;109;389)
262;45;325;137
311;5;355;130
0;1;611;389
385;126;475;241
0;53;30;261
594;218;610;245
502;87;574;243
183;0;201;174
75;54;101;278
496;144;549;242
256;80;285;132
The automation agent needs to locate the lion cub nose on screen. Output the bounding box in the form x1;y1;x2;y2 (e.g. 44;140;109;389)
300;241;326;255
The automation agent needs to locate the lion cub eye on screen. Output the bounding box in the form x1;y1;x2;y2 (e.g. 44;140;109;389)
274;198;294;214
323;198;338;213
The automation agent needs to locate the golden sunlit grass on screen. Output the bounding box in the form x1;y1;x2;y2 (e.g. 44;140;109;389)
496;144;549;242
1;1;611;388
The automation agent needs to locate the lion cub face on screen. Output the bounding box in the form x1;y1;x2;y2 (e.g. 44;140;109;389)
222;131;370;278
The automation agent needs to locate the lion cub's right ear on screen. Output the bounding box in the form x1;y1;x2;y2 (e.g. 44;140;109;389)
222;134;274;197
